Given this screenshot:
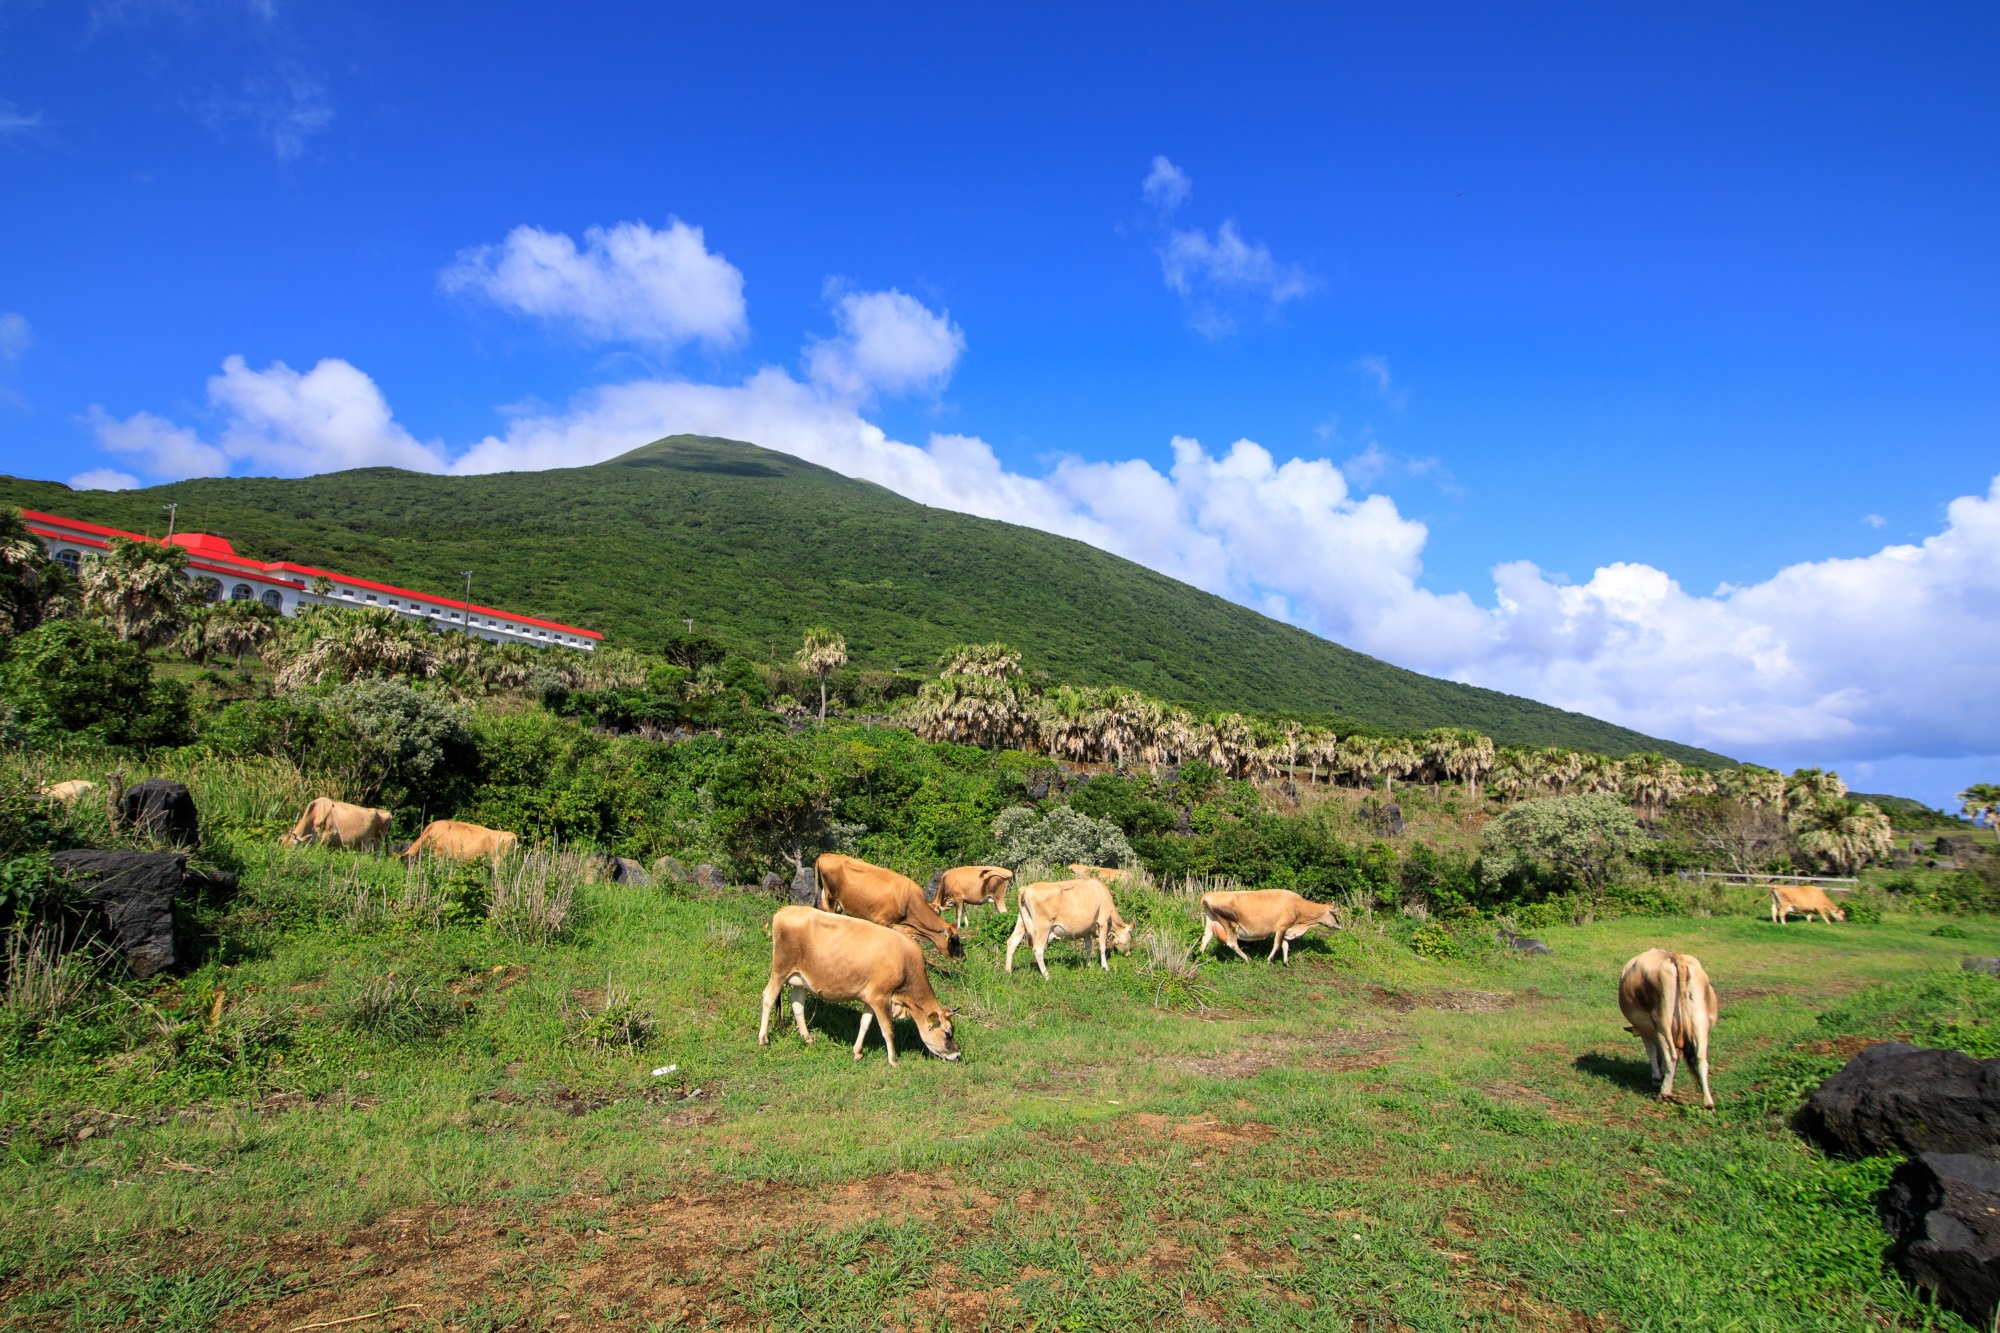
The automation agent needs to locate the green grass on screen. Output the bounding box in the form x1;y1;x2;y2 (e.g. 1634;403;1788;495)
4;813;1995;1330
0;436;1729;761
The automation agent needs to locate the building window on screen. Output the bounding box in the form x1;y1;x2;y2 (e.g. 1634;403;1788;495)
54;549;80;575
232;584;254;601
261;589;283;611
197;578;223;603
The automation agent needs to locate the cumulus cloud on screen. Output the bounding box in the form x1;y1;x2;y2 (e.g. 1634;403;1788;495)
804;288;965;399
0;313;29;361
88;355;447;478
69;468;141;491
1141;157;1311;336
75;258;2000;778
442;219;747;349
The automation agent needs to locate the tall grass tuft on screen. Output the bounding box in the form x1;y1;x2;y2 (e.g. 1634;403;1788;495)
564;973;657;1053
344;976;463;1041
1134;924;1216;1012
3;922;100;1027
489;846;584;944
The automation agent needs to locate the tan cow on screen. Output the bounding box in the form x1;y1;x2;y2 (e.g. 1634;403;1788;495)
815;853;964;957
280;797;392;851
758;906;961;1064
1770;883;1847;925
401;819;519;865
1005;878;1133;978
39;780;97;803
1198;889;1343;964
932;865;1014;927
1619;948;1719;1107
1067;863;1131;885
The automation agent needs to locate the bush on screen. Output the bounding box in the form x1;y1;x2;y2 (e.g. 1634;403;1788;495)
1409;921;1460;961
991;803;1135;871
306;678;474;811
0;620;191;746
1480;794;1645;893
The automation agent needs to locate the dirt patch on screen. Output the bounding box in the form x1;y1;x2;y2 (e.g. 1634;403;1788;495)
1368;986;1516;1014
1797;1034;1895;1060
1174;1029;1402;1078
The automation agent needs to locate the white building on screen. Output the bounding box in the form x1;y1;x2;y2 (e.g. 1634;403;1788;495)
24;508;602;651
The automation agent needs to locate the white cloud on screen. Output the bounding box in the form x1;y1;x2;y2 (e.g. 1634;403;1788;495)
1142;155;1191;214
69;468;141;491
88;355;447;478
804;288;965;399
194;63;333;161
83;260;2000;778
442;219;747;349
1140;158;1311;336
0;313;29;361
1864;513;1887;528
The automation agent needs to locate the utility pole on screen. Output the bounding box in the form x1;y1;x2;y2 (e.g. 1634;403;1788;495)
461;571;474;638
162;503;177;542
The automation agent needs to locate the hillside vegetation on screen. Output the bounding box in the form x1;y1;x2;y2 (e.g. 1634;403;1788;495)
0;436;1727;762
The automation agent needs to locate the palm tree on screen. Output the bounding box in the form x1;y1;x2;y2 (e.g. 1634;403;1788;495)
1336;735;1380;789
0;506;61;637
1960;784;2000;828
1785;768;1848;817
271;607;442;691
1717;764;1785;809
189;599;277;668
1444;731;1496;800
796;628;848;721
1488;749;1534;803
1622;753;1687;818
1376;738;1418;794
79;537;196;648
937;642;1021;680
1794;799;1893;874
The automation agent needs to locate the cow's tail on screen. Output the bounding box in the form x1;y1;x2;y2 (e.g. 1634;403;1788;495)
1669;952;1696;1055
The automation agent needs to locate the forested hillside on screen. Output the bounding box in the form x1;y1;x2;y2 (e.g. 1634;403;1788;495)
1;435;1726;762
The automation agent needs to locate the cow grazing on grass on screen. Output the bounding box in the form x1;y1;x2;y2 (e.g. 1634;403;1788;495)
280;797;392;851
1005;878;1133;978
758;906;961;1064
1618;948;1719;1108
931;865;1013;927
815;853;964;957
1770;883;1847;925
401;819;519;865
1067;863;1131;885
1198;889;1343;964
39;780;97;803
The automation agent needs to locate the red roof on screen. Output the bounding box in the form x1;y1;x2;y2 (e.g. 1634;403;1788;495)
22;509;602;640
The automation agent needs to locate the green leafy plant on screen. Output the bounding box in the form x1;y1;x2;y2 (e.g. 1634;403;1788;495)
344;976;464;1041
1408;921;1460;961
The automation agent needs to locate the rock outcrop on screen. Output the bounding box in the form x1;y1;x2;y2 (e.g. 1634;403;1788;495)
51;849;184;978
1795;1042;2000;1158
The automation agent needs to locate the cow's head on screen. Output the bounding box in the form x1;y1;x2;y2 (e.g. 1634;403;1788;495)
1828;903;1848;922
1317;903;1346;931
945;926;966;959
919;1006;962;1061
1109;915;1134;955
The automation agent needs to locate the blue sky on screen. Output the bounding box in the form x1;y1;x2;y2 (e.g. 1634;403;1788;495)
2;2;1997;806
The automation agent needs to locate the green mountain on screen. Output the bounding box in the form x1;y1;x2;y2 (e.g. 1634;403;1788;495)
3;435;1729;764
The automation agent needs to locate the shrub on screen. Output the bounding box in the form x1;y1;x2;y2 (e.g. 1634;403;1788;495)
1409;921;1460;961
991;804;1135;871
305;678;473;810
1480;793;1646;893
0;620;190;746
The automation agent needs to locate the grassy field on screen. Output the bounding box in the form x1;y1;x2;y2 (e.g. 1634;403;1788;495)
5;788;1997;1333
0;438;1727;762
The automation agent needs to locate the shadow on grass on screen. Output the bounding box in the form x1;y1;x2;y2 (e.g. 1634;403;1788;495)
784;998;947;1060
1574;1051;1658;1095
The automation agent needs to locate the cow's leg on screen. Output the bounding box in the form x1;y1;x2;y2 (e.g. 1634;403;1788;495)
1098;921;1110;971
853;1008;874;1060
790;984;812;1042
1656;1029;1680;1099
1769;897;1779;925
758;975;783;1046
870;1002;899;1065
1034;924;1053;981
1198;920;1217;955
1637;1027;1664;1084
1005;917;1027;973
1691;1029;1714;1109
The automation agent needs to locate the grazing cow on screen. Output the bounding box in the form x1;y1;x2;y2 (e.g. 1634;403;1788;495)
280;797;392;851
1618;948;1719;1108
401;819;519;865
1067;863;1131;885
1770;883;1847;925
38;780;97;803
1005;878;1133;978
1198;889;1343;964
815;853;964;957
931;865;1014;927
758;906;961;1064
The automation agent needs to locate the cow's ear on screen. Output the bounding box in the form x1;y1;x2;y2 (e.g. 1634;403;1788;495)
944;1007;958;1018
